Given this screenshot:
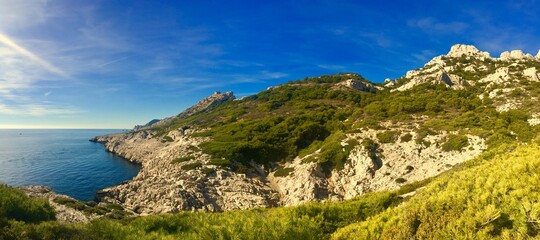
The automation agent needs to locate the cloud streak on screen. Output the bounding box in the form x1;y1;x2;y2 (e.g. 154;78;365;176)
0;33;68;78
0;103;80;116
98;56;129;68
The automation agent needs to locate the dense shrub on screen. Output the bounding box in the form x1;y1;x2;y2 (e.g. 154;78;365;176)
274;167;295;177
400;133;413;142
442;134;469;152
376;131;400;143
0;185;55;223
180;162;203;171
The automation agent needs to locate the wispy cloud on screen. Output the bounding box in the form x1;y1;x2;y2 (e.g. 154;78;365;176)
0;103;80;116
408;18;468;34
98;56;129;68
0;0;50;31
0;34;68;78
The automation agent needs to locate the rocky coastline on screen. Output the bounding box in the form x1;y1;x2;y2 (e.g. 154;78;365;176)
84;44;539;214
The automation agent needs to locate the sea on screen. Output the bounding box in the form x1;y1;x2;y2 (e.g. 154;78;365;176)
0;129;141;201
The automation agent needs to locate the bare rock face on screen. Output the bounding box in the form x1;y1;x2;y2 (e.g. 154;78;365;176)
268;157;337;206
19;186;96;223
524;67;540;82
500;50;535;60
179;91;235;117
536;50;540;59
332;79;381;92
447;44;490;59
93;130;279;214
330;129;486;197
265;126;487;206
395;70;466;91
437;72;467;89
480;67;510;84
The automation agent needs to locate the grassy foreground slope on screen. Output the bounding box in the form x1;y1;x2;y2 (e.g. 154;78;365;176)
332;143;540;239
3;143;540;239
1;189;403;239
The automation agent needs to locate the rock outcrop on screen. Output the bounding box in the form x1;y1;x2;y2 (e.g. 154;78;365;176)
395;69;466;91
332;79;381;92
447;44;490;59
500;50;534;60
523;67;540;82
93;129;279;214
479;67;510;84
178;91;235;117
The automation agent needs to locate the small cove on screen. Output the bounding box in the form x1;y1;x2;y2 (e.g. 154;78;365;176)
0;129;141;201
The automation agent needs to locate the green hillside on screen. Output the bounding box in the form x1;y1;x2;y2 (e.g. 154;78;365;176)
148;72;539;174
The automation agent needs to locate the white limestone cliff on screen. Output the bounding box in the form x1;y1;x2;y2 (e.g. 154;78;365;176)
447;44;490;59
524;67;540;82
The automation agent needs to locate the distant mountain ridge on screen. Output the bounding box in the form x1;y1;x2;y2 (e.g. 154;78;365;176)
133;119;161;131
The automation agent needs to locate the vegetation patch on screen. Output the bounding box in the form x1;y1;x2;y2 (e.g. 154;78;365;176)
161;136;174;143
442;134;469;152
201;167;216;175
53;197;88;210
208;158;231;167
180;162;203;171
273;167;295;177
376;130;400;143
0;185;55;224
52;197;128;217
304;132;359;172
395;177;407;184
400;133;413;142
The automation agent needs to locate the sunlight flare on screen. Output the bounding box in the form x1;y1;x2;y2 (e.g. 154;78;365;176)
0;33;68;78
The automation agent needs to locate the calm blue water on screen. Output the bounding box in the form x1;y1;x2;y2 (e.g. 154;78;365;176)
0;129;141;201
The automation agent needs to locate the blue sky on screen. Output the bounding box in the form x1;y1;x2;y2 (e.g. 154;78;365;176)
0;0;539;128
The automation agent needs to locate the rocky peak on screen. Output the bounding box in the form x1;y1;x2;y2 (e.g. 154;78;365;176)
536;50;540;59
333;79;381;92
499;49;536;61
447;44;490;58
178;91;236;117
500;50;528;60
